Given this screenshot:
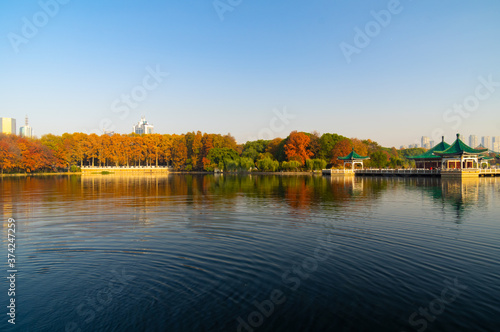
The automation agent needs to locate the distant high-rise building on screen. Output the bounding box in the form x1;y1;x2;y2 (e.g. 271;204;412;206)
0;117;16;134
469;135;478;149
400;145;407;150
19;115;33;138
429;141;435;148
421;136;429;148
482;136;491;150
133;116;154;135
493;136;500;152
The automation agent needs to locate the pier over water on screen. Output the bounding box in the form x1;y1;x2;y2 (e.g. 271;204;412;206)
322;168;500;178
81;166;171;175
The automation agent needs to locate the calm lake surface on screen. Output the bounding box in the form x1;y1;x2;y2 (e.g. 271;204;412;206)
1;174;499;332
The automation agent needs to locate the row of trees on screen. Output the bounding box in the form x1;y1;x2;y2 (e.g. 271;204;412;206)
2;130;475;174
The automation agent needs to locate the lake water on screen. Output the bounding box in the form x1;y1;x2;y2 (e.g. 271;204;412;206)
1;174;499;332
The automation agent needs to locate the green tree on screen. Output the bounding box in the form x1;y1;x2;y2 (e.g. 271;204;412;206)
319;133;346;161
282;160;301;171
256;157;279;172
241;140;268;161
306;158;327;170
239;157;255;171
206;147;239;171
370;150;390;168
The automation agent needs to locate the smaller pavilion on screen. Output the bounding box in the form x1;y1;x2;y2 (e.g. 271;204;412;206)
433;134;489;169
407;136;450;169
479;156;494;168
338;148;370;170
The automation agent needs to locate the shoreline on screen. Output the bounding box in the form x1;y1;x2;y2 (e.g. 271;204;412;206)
1;172;79;177
1;170;325;177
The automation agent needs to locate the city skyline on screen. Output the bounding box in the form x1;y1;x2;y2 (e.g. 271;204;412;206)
3;113;500;152
1;1;500;147
402;134;500;152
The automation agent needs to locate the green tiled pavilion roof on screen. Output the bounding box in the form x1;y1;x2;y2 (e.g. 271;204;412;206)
338;148;370;160
433;134;488;156
407;137;450;160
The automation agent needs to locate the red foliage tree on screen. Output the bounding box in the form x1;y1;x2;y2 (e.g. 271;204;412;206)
330;138;352;167
284;131;313;165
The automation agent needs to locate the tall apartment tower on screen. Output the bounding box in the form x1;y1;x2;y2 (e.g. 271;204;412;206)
0;117;16;134
133;116;154;135
421;136;430;149
482;136;491;150
19;115;33;138
469;135;478;149
493;136;500;152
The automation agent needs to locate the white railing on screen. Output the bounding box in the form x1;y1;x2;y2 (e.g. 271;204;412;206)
479;169;500;174
355;169;440;174
321;169;354;174
321;168;441;175
81;166;171;169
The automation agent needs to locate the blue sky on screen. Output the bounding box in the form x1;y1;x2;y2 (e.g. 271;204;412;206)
1;0;499;147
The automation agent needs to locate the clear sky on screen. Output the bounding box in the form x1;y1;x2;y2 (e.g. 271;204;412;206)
1;0;500;147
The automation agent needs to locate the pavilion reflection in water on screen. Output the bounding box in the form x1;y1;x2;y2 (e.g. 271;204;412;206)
439;177;494;220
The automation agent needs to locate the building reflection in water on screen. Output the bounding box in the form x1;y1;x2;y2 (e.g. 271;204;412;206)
1;174;497;232
440;177;494;221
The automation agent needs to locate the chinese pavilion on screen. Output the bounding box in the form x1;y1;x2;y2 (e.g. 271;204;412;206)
433;134;489;169
338;148;370;170
407;136;450;169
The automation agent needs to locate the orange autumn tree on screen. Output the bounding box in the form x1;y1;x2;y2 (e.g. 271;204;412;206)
0;137;18;174
144;134;162;166
18;138;54;173
85;133;99;167
109;134;126;166
351;138;368;157
330;138;352;168
160;134;173;166
284;131;313;165
199;133;214;170
171;135;188;170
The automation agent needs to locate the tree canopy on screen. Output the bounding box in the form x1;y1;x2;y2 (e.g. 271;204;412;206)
0;130;412;174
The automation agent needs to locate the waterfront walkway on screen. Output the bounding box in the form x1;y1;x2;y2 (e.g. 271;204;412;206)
81;166;171;174
322;168;500;178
